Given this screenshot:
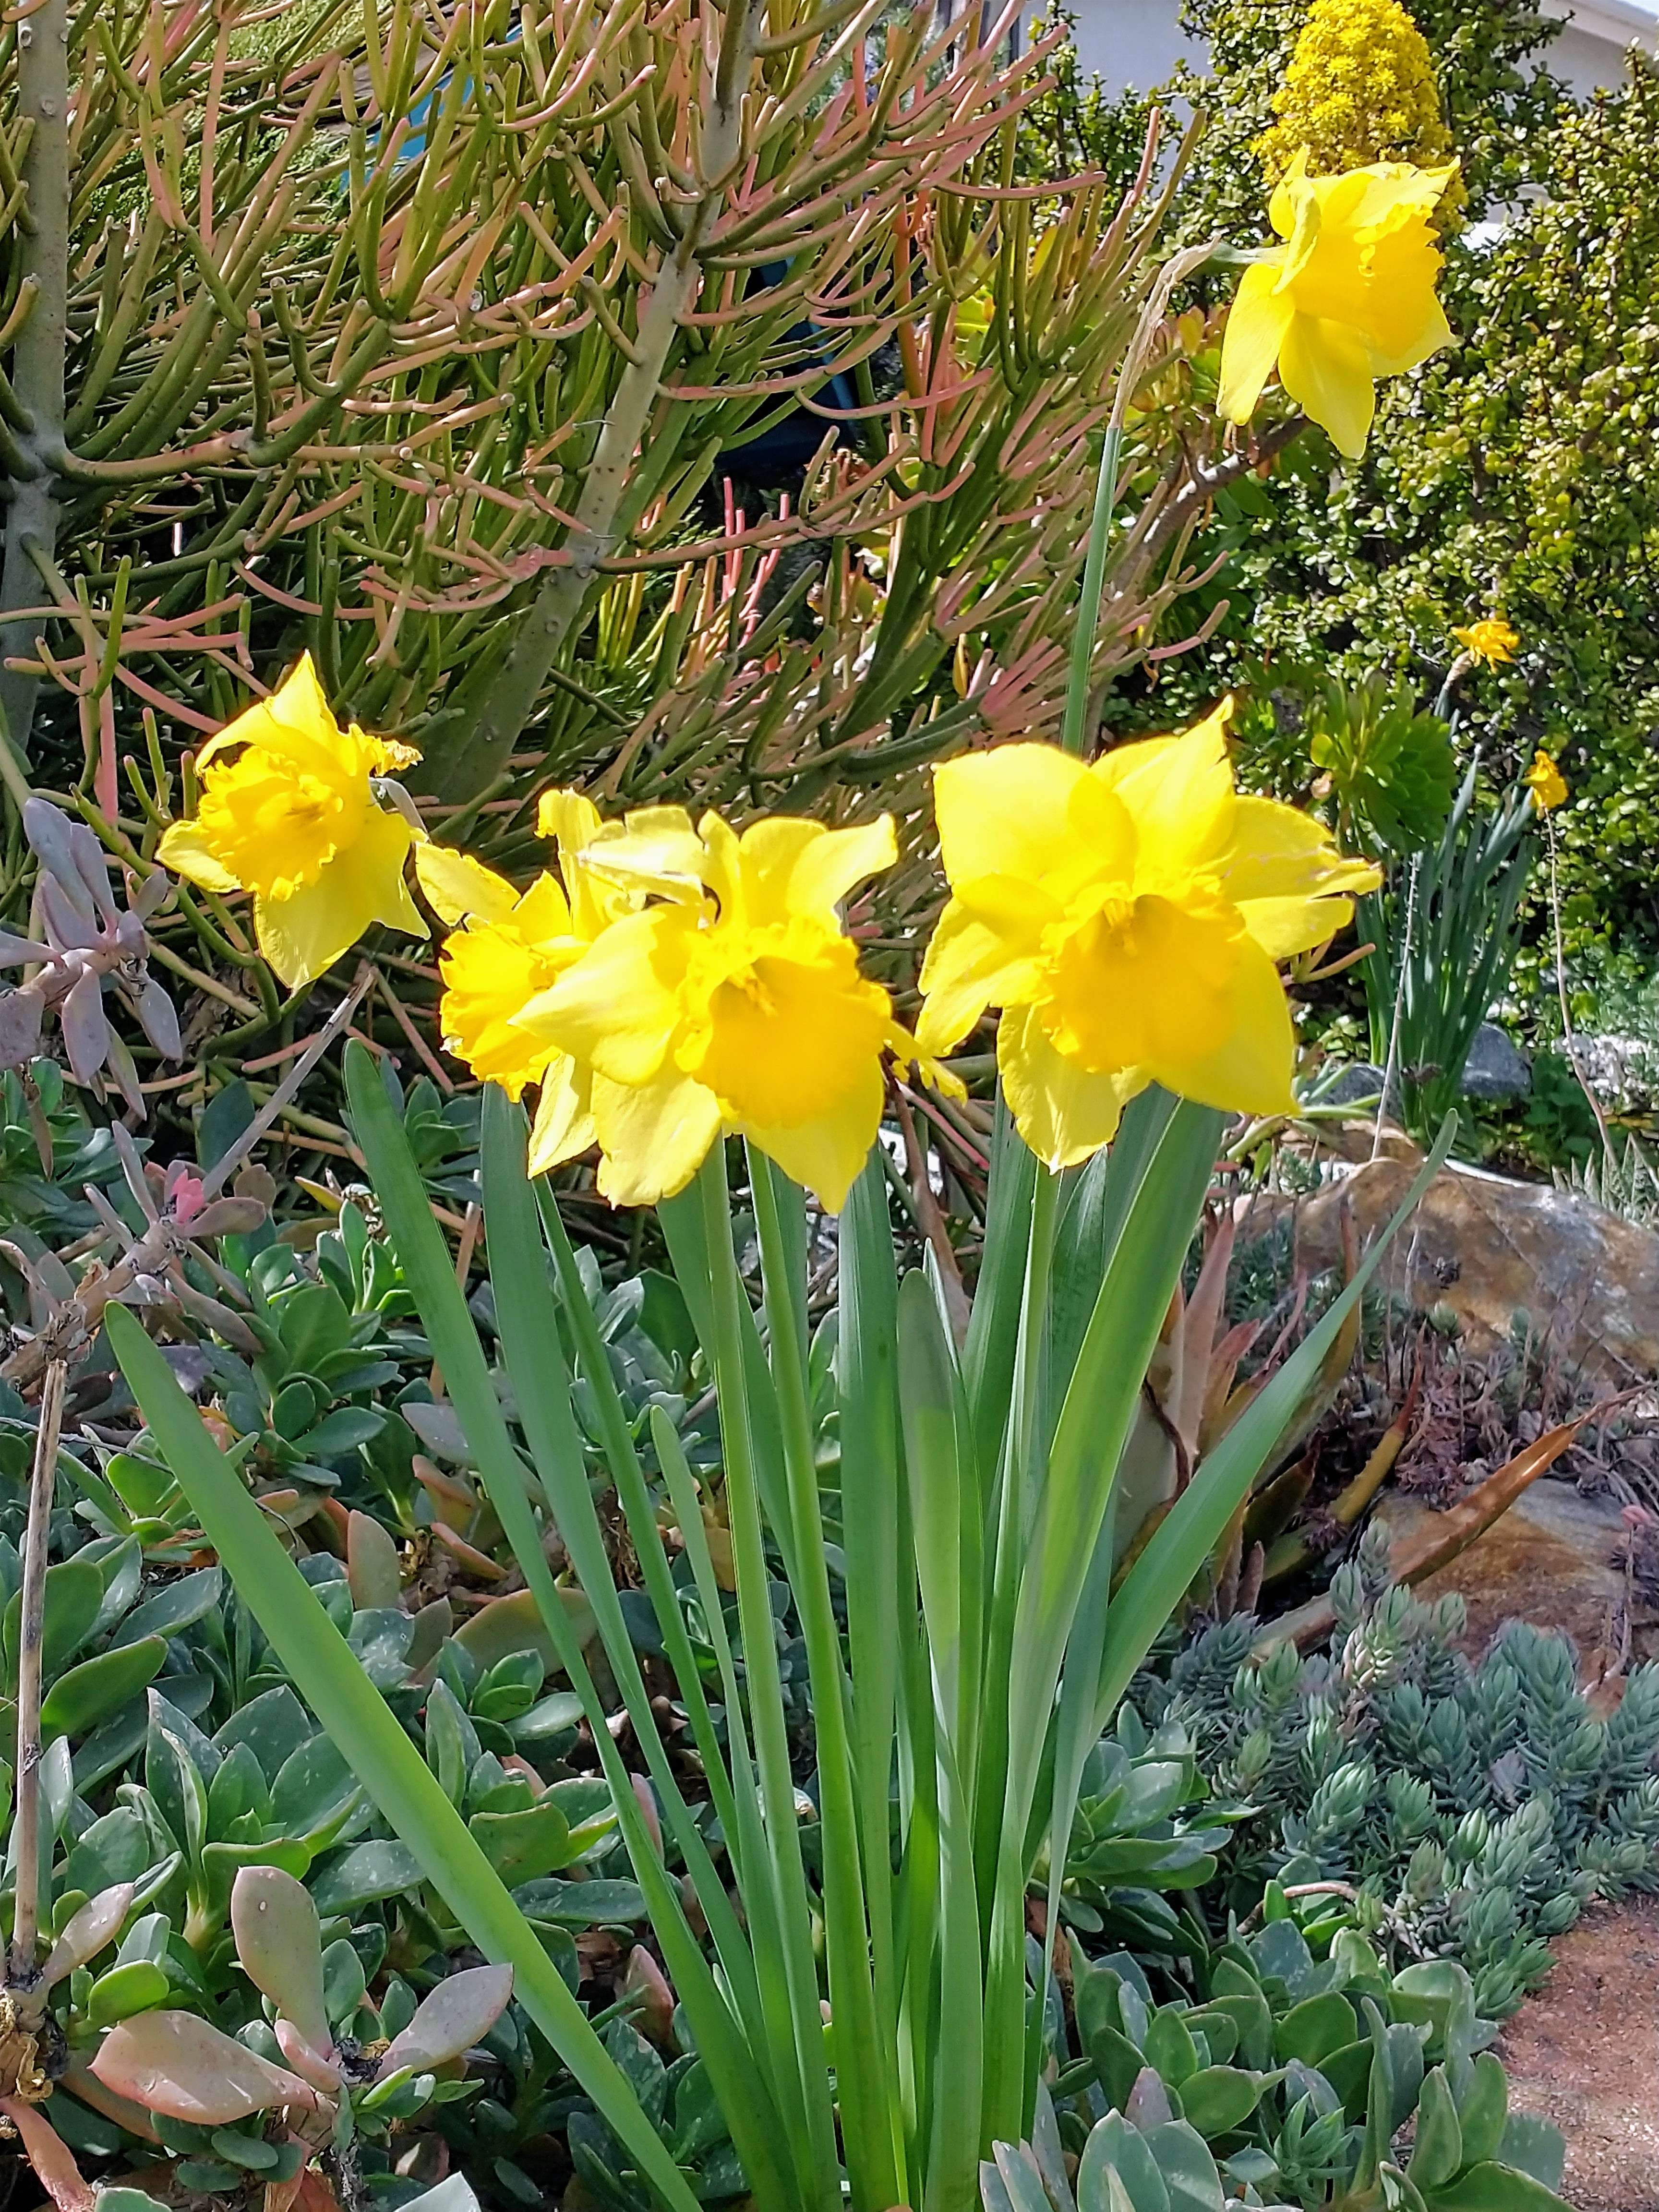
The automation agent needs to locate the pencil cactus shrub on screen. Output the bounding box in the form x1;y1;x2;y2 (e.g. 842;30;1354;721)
0;0;1238;1058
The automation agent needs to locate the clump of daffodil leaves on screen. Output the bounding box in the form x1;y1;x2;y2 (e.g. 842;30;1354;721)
156;147;1465;1180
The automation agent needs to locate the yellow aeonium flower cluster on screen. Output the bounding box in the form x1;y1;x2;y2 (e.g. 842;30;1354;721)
1258;0;1458;199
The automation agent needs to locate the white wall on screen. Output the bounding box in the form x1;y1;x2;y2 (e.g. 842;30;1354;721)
1053;0;1656;96
1060;0;1198;88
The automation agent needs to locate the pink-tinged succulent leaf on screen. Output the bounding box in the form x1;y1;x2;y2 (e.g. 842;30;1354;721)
24;801;98;921
374;1965;514;2081
134;974;181;1059
59;2062;162;2144
231;1867;332;2055
275;2019;346;2093
0;2097;96;2212
187;1196;269;1239
36;873;101;953
0;930;50;965
103;1031;145;1117
41;1882;137;1988
132;870;171;921
347;1510;402;1611
90;2011;320;2125
59;967;110;1083
0;987;45;1071
621;1946;674;2045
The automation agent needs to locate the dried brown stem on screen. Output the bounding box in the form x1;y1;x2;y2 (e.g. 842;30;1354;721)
9;1358;68;1989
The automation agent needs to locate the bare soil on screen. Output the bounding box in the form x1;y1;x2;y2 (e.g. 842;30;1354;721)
1500;1896;1659;2211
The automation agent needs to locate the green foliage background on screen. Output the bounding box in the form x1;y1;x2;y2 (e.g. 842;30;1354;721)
1037;1;1659;966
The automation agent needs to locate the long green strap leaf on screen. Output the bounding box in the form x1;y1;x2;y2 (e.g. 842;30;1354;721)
750;1150;896;2212
478;1099;768;2044
344;1051;793;2212
695;1147;844;2209
1094;1114;1461;1721
835;1154;905;2192
104;1302;702;2212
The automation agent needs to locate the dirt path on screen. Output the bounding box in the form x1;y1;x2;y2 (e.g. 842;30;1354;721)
1500;1896;1659;2211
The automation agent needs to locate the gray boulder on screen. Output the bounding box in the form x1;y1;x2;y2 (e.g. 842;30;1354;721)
1460;1022;1532;1104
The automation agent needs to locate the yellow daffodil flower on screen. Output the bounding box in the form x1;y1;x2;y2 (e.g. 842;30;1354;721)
1453;617;1519;668
517;806;907;1212
157;655;426;989
418;793;632;1175
914;704;1380;1169
1219;153;1456;458
1524;750;1567;812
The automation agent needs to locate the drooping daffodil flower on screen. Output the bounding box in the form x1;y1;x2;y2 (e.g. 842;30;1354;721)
914;702;1381;1170
1523;750;1567;812
157;655;426;988
1219;153;1457;458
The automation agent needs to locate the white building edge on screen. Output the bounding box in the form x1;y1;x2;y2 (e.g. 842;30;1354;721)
1054;0;1659;99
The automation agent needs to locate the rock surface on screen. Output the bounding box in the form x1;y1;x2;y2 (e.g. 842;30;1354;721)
1501;1897;1659;2212
1378;1479;1654;1678
1266;1145;1659;1383
1460;1021;1532;1102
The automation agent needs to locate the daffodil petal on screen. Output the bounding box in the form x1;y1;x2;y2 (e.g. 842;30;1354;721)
521;906;693;1086
1218;261;1296;426
591;1070;723;1207
746;1058;886;1214
415;842;519;926
997;1005;1142;1171
932;743;1098;896
156;819;242;895
527;1058;596;1177
1139;930;1298;1118
1277;313;1378;459
916;899;1045;1056
784;817;898;920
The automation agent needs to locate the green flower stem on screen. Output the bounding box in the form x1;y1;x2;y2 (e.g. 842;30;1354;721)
696;1142;843;2212
748;1147;901;2212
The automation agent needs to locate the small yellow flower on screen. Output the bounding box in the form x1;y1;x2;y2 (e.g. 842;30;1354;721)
157;655;425;989
1219;154;1457;458
1453;617;1519;668
914;704;1380;1169
418;794;630;1176
517;807;906;1212
1524;750;1568;812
